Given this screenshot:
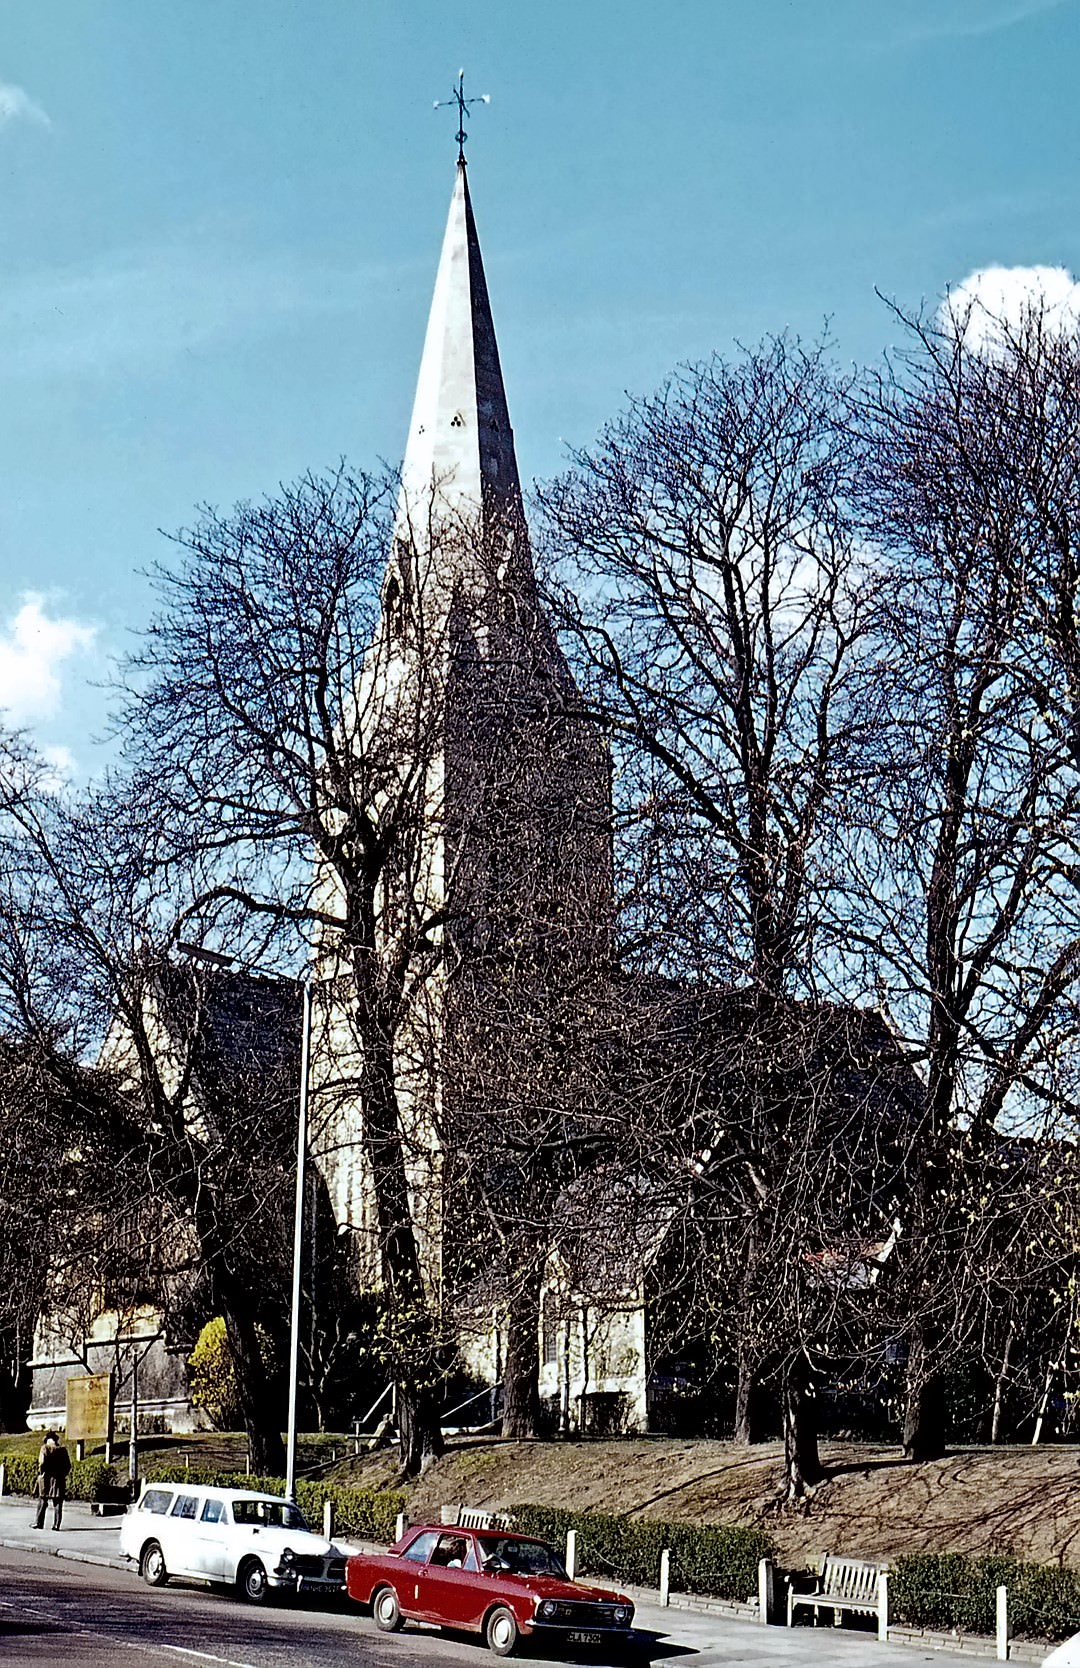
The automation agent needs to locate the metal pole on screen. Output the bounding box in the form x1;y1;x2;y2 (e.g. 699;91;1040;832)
285;979;312;1503
128;1356;138;1489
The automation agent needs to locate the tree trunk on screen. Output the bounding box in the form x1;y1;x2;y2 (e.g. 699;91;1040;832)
990;1323;1015;1444
219;1288;286;1476
734;1340;765;1444
397;1380;444;1477
501;1253;544;1440
902;1324;946;1461
781;1351;822;1500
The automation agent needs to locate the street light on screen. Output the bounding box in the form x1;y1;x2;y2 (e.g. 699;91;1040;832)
177;942;313;1502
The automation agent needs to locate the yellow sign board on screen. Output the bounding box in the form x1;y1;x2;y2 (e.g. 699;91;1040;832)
65;1372;114;1442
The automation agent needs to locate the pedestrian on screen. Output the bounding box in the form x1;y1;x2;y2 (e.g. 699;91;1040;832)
33;1430;72;1531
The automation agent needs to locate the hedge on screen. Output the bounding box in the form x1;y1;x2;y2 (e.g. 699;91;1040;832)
891;1551;1080;1643
509;1503;773;1603
137;1461;405;1543
2;1453;121;1502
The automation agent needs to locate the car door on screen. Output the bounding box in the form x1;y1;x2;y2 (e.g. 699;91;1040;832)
163;1491;200;1576
188;1495;230;1580
417;1532;486;1629
392;1530;441;1617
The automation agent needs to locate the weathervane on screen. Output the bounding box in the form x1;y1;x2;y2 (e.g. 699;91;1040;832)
434;69;490;164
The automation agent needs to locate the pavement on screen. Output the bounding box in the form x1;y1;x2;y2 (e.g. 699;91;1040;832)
0;1492;1046;1666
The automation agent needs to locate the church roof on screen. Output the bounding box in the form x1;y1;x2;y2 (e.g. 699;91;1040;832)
396;160;527;560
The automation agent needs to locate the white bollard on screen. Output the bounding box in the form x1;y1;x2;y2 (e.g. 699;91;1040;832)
877;1570;889;1643
996;1584;1009;1661
659;1549;670;1607
565;1529;577;1581
0;1461;6;1497
323;1498;335;1539
758;1557;773;1625
394;1511;406;1543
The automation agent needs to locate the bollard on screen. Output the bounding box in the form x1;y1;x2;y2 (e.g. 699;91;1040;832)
245;1451;251;1476
394;1511;406;1543
659;1549;670;1608
0;1461;6;1497
565;1529;577;1581
996;1584;1009;1661
323;1499;335;1539
758;1557;773;1626
76;1440;85;1463
877;1570;889;1643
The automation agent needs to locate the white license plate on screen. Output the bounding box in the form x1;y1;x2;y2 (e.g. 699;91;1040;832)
566;1631;604;1645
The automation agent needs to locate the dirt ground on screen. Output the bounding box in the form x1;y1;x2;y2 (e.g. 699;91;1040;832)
327;1437;1080;1570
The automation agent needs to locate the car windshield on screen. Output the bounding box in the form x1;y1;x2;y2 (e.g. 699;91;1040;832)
232;1498;309;1531
477;1536;567;1577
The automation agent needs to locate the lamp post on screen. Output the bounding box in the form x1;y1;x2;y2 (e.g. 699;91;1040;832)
284;976;312;1503
176;942;313;1502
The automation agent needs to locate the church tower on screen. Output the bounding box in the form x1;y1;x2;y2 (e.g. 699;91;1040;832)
313;150;612;1309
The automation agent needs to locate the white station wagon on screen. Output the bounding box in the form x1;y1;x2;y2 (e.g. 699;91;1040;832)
119;1482;347;1603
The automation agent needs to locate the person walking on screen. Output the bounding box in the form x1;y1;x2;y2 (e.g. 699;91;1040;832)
33;1430;72;1531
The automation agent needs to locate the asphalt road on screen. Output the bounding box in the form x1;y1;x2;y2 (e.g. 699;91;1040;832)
0;1547;674;1668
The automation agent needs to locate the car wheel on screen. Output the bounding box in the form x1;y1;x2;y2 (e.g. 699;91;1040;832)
238;1557;270;1605
140;1540;169;1587
373;1585;404;1632
485;1606;519;1657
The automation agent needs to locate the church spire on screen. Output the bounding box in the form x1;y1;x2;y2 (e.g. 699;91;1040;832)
395;159;526;558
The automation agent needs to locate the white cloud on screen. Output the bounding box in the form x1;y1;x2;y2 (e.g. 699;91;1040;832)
941;264;1080;355
0;80;49;130
0;595;95;725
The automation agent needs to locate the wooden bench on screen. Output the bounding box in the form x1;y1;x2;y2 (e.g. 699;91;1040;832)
439;1503;511;1531
787;1554;888;1628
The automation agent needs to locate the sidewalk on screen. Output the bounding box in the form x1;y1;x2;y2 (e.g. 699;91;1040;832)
0;1493;1047;1665
0;1493;127;1568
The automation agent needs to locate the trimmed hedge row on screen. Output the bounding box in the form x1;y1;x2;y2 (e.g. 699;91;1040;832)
2;1454;121;1502
138;1461;405;1544
891;1551;1080;1643
509;1503;773;1603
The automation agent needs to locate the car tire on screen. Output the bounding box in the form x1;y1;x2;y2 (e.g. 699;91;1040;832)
485;1606;520;1657
140;1541;169;1587
238;1557;270;1605
373;1585;404;1632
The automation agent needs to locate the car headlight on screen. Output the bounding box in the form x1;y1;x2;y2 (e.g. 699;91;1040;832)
537;1600;558;1619
280;1548;294;1564
614;1606;631;1624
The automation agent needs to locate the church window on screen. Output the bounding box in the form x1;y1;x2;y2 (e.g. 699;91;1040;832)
542;1291;559;1366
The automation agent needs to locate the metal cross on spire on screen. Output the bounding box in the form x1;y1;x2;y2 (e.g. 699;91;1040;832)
434;69;490;163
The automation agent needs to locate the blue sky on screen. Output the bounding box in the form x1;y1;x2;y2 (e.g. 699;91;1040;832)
2;0;1079;771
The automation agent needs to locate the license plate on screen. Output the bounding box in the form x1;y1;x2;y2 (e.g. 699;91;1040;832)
566;1631;604;1645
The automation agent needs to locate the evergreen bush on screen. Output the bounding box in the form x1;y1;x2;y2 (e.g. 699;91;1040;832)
891;1551;1080;1642
509;1503;773;1602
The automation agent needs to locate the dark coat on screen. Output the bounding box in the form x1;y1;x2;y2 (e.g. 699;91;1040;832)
36;1442;71;1500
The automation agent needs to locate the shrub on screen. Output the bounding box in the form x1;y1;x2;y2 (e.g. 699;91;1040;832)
509;1503;774;1602
2;1451;121;1502
187;1318;242;1430
891;1551;1080;1643
137;1460;405;1544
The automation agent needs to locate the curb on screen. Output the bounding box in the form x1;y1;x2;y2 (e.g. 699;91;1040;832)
0;1533;126;1573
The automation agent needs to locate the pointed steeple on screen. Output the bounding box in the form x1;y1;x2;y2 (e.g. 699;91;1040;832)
396;161;526;560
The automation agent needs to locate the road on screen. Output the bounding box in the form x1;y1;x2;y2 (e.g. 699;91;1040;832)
0;1545;676;1668
0;1542;1018;1667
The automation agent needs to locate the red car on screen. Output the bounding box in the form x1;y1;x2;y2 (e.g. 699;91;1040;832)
346;1524;636;1657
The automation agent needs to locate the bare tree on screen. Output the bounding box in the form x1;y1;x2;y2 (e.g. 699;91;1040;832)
854;292;1080;1458
538;338;891;1486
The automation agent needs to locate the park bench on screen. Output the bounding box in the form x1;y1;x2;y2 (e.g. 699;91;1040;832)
786;1553;889;1628
439;1503;511;1530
